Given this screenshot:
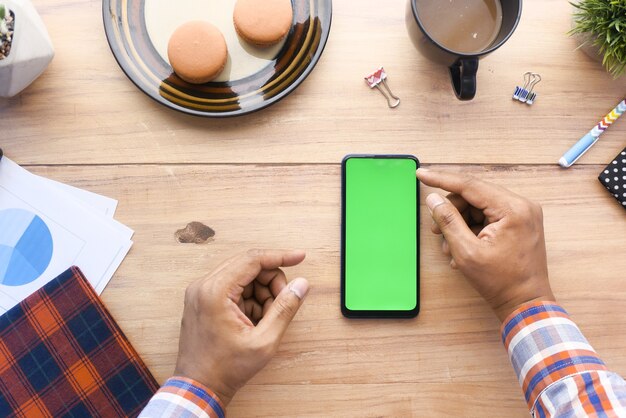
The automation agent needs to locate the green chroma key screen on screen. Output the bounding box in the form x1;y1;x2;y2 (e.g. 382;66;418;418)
342;156;419;317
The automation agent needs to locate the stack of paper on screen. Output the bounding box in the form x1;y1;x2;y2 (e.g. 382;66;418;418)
0;156;133;314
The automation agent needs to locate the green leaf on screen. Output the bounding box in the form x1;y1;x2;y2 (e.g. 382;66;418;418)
570;0;626;77
0;4;5;21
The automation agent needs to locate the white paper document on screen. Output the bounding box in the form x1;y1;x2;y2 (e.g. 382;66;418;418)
0;157;133;314
39;175;119;217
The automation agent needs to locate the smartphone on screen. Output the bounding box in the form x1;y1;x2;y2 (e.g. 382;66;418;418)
341;155;420;318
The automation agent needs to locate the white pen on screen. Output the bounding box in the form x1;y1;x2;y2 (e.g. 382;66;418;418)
559;99;626;168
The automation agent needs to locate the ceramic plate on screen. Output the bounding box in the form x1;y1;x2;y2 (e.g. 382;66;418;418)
102;0;332;117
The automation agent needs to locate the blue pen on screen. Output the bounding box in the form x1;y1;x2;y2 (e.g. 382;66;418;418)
559;99;626;168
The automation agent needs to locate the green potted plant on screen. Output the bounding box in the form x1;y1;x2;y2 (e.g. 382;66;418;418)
0;4;14;60
0;0;54;98
570;0;626;78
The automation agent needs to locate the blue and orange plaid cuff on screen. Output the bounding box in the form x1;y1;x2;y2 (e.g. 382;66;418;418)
501;301;607;411
138;376;225;418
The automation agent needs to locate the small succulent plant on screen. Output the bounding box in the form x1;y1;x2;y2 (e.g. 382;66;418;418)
570;0;626;77
0;3;13;60
0;5;7;35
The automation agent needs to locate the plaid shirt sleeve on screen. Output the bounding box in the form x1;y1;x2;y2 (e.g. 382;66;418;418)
502;301;626;417
138;376;225;418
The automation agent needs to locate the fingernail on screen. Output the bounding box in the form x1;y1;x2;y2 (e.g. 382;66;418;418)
288;278;310;300
426;193;446;214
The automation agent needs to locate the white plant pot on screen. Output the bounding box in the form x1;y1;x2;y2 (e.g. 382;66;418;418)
571;14;603;65
0;0;54;98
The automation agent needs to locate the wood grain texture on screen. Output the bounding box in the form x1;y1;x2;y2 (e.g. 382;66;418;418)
2;0;626;416
24;164;626;417
1;0;625;165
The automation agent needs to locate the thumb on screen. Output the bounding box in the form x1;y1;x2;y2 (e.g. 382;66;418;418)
255;278;309;343
426;193;478;258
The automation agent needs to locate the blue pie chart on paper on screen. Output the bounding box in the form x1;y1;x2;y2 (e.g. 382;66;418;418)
0;209;53;286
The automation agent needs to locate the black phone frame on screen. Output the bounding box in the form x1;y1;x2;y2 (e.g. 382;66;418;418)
341;154;420;319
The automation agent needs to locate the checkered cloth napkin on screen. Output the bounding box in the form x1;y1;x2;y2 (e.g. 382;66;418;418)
599;147;626;210
0;267;159;417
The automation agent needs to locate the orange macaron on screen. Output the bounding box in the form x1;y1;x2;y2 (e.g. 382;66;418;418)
233;0;293;47
167;21;228;84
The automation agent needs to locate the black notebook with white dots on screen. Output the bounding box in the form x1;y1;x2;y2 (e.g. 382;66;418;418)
599;147;626;210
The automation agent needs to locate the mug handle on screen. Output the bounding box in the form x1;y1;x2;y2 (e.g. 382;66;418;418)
449;58;479;101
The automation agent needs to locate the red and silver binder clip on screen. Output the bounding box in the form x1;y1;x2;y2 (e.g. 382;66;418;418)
365;67;400;109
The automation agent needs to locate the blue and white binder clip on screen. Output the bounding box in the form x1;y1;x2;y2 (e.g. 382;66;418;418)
513;72;541;105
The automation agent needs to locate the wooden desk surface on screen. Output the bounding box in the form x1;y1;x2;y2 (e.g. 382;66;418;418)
3;0;626;416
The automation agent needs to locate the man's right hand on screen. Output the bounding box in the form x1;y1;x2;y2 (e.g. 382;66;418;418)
174;249;309;406
417;169;555;322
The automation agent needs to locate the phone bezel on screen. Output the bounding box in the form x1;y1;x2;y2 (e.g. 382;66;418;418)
341;154;420;319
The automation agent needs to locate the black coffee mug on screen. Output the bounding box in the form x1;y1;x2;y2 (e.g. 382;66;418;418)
406;0;522;100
